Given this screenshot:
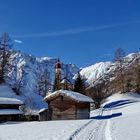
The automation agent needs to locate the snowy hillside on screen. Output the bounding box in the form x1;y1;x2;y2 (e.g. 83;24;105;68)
0;92;140;140
80;53;140;89
80;62;112;85
2;49;79;114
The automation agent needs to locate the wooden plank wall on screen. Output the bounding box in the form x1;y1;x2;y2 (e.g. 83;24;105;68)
49;96;76;120
48;96;90;120
76;103;90;119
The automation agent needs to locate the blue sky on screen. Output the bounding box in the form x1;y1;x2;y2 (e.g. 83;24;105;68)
0;0;140;67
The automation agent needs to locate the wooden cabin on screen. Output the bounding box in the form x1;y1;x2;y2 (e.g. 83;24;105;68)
0;96;23;122
0;85;23;122
44;90;94;120
38;108;48;121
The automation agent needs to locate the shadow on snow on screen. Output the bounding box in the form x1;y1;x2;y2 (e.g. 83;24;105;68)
91;112;122;120
91;99;138;120
103;100;136;109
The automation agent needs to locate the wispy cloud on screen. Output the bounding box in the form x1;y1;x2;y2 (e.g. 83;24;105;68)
14;20;140;38
14;39;23;44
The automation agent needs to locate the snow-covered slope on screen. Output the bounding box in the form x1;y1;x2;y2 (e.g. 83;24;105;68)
90;92;140;140
0;93;140;140
102;92;140;106
80;62;112;85
101;92;140;140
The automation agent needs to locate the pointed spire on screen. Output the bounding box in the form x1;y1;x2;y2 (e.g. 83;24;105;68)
57;57;60;62
55;57;61;69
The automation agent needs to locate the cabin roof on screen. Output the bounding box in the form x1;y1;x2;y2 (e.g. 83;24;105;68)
38;108;48;114
60;79;71;84
0;109;23;115
44;90;94;103
0;97;23;105
0;85;23;105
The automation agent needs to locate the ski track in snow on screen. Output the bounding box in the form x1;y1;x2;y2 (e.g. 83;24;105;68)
68;119;94;140
105;119;113;140
68;119;107;140
105;109;113;140
68;108;114;140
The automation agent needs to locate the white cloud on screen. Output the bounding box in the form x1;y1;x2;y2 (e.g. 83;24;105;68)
14;39;22;44
14;20;140;38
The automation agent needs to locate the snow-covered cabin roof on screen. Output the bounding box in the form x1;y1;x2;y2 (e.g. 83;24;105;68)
0;109;23;115
0;97;23;105
0;85;23;105
60;79;71;84
38;108;48;114
44;90;94;103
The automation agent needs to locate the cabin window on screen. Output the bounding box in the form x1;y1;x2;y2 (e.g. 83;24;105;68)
61;96;63;101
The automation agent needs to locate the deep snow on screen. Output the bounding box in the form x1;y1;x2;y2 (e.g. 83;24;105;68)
0;93;140;140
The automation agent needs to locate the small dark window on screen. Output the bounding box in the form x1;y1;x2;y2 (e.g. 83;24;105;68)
61;96;63;101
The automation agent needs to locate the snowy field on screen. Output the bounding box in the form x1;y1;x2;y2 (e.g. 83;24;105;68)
0;92;140;140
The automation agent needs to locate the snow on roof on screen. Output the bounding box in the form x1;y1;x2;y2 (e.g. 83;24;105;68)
38;108;48;114
60;79;71;84
0;97;23;105
0;85;23;105
44;90;94;103
0;109;23;115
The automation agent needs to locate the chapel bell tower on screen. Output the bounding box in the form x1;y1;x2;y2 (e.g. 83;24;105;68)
55;58;61;89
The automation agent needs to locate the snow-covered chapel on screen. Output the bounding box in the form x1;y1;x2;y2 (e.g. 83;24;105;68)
54;58;73;90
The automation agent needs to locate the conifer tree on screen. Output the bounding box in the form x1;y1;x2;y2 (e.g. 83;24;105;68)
74;72;85;94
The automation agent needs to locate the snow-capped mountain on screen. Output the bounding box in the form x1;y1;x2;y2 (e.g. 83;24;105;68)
80;52;140;97
3;49;79;114
80;62;112;85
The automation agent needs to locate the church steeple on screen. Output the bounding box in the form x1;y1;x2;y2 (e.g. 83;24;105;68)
55;58;61;70
54;58;62;90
